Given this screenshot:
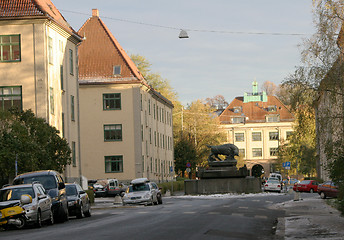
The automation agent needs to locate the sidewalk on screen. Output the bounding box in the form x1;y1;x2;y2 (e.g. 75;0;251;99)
274;196;344;239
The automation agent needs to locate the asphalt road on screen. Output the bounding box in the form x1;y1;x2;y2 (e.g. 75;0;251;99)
1;192;312;240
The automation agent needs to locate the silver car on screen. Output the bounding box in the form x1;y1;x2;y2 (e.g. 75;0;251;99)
123;178;162;205
0;183;54;227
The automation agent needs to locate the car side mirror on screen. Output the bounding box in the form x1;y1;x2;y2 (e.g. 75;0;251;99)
58;182;65;190
79;190;86;194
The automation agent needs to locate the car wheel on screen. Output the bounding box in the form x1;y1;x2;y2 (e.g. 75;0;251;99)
320;192;326;199
35;211;42;228
15;216;26;229
76;204;83;219
47;209;54;225
84;204;91;217
310;189;314;193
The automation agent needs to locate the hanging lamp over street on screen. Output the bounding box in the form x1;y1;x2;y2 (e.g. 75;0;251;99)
179;29;189;39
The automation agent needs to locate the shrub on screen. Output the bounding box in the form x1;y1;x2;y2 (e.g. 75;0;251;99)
158;180;184;194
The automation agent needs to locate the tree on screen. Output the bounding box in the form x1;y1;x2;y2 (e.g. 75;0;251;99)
131;54;178;103
0;109;71;185
205;95;228;110
261;81;277;96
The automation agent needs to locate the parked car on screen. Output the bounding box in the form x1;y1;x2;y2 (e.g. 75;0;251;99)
13;170;69;222
65;183;91;218
317;181;339;199
0;183;54;227
293;180;318;193
93;179;126;197
123;178;162;205
269;173;282;183
264;179;282;193
289;178;300;185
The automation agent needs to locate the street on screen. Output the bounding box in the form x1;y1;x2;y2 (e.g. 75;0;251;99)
0;191;311;240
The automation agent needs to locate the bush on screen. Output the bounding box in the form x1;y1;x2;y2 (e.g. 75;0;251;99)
158;180;184;194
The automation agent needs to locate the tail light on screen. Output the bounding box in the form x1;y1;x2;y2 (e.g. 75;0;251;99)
265;184;268;187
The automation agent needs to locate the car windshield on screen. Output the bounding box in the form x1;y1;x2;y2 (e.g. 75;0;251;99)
16;175;57;190
0;187;34;202
128;183;150;192
300;180;311;184
66;185;78;196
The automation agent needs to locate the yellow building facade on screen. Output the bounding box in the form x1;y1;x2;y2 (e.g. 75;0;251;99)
0;0;82;183
78;10;174;184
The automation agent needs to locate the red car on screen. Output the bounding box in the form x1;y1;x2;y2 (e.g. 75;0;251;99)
293;180;318;193
317;181;339;199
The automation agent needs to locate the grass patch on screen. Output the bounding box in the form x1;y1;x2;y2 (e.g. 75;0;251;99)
158;180;184;194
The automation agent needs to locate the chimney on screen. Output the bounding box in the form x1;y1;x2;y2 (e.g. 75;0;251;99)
92;9;99;17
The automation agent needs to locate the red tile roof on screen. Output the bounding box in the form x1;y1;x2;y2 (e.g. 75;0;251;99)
77;10;173;107
219;96;294;124
0;0;80;39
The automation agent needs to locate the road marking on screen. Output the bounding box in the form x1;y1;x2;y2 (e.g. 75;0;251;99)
223;205;231;208
183;212;196;214
208;212;220;215
138;212;149;214
252;200;260;202
239;206;248;209
265;201;273;204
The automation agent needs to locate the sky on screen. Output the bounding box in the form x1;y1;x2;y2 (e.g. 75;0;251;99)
54;0;316;105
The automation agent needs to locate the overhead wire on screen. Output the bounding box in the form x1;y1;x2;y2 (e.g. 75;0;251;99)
60;9;311;36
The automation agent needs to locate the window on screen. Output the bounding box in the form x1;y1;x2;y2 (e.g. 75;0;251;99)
0;35;20;62
239;149;245;157
72;142;76;167
69;49;73;75
269;132;279;141
0;86;22;110
103;93;121;110
231;117;245;123
71;95;75;121
252;132;261;141
266;115;279;122
267;105;277;112
104;124;122;141
49;87;54;115
252;148;262;157
60;65;64;90
233;106;242;113
235;133;244;142
48;37;53;64
62;113;65;138
148;99;151;115
286;131;293;140
105;156;123;173
113;65;121;75
270;147;278;156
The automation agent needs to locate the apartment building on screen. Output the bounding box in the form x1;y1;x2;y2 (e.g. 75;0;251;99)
78;10;174;183
219;81;294;177
0;0;82;183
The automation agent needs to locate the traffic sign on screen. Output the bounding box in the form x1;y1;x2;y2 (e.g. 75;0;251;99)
170;166;173;173
186;167;191;173
283;161;291;169
186;162;191;168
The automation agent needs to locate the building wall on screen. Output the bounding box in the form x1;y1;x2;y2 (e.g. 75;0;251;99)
79;83;174;184
0;19;81;183
222;121;293;177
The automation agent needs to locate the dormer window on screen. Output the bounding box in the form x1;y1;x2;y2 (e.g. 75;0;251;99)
267;105;277;112
231;117;245;123
113;65;121;75
266;114;279;122
233;106;242;113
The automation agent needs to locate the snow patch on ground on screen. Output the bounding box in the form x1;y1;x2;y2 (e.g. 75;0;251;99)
172;192;285;199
